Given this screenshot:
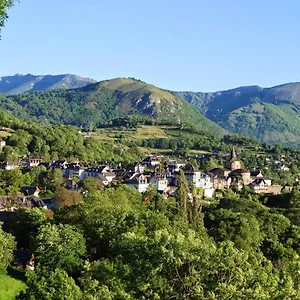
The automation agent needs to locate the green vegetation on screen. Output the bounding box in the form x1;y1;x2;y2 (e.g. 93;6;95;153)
0;0;18;38
0;270;27;300
0;78;225;137
0;109;141;163
177;83;300;147
1;185;300;299
0;108;300;298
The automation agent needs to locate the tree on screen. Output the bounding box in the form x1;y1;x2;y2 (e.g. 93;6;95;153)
9;208;47;250
35;224;86;275
0;221;16;271
17;268;82;300
42;168;64;192
0;0;18;38
79;177;103;194
53;187;83;208
176;169;189;217
188;184;204;228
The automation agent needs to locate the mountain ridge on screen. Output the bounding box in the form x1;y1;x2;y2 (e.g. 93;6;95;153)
176;82;300;146
0;77;225;138
3;73;300;146
0;73;97;94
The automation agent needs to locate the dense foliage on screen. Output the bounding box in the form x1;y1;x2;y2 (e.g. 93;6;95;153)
0;110;141;163
0;185;298;299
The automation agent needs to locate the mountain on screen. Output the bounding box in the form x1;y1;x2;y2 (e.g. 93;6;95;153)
0;74;97;94
0;77;225;137
176;83;300;147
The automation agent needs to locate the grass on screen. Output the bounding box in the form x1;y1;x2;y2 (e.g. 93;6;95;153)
89;125;172;141
84;125;214;156
0;268;27;300
0;131;12;138
135;125;167;139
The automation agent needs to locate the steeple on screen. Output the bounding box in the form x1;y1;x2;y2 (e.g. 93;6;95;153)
226;147;242;170
230;147;237;160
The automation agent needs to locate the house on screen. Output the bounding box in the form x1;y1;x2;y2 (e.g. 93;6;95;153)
51;160;67;169
164;169;176;185
250;170;272;186
22;158;43;169
20;186;41;197
183;164;214;189
114;169;127;181
102;172;116;183
212;176;231;190
85;166;116;184
85;165;109;178
165;160;186;172
128;163;145;174
142;156;160;167
249;178;269;194
209;149;251;190
62;163;85;181
2;161;20;170
149;174;168;192
126;174;149;193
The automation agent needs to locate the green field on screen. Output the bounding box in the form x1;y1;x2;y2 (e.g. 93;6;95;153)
0;269;27;300
86;125;212;155
91;125;170;141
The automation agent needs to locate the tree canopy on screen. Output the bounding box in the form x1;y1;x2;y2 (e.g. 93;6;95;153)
0;0;18;38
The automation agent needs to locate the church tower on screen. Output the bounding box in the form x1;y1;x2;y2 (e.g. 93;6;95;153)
226;148;242;170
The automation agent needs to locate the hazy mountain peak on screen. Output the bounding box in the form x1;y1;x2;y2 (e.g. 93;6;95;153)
0;73;97;95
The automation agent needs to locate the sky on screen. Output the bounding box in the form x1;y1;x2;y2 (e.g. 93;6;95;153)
1;0;300;92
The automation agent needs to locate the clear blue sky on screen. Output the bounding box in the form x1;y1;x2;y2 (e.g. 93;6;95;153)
1;0;299;92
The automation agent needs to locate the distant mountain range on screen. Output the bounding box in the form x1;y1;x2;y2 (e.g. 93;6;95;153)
0;74;97;94
176;83;300;146
2;73;300;146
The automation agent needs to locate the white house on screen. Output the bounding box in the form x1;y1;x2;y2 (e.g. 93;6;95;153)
126;174;149;193
63;163;86;181
183;165;214;189
149;174;168;192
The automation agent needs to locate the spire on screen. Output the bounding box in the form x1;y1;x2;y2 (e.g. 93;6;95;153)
230;148;237;160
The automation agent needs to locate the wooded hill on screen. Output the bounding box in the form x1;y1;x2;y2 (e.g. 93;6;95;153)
0;77;225;138
177;83;300;147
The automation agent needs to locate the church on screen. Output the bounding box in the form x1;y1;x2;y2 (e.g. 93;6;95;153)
209;148;272;192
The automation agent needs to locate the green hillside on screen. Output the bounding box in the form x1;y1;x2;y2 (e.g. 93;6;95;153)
0;78;225;138
177;83;300;146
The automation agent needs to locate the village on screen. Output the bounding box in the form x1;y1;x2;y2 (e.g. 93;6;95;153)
0;146;291;212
